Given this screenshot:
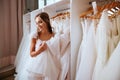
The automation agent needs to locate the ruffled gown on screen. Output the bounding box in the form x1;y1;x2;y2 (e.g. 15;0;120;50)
93;9;120;80
15;28;70;80
76;18;97;80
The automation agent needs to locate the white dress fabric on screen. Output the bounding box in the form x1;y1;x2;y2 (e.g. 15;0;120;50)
51;18;60;34
116;15;120;40
14;13;31;73
93;10;120;80
76;18;91;71
76;18;97;80
59;16;70;80
14;35;31;73
51;14;70;35
15;28;70;80
108;17;119;57
51;15;70;80
59;42;70;80
62;16;70;34
93;9;111;80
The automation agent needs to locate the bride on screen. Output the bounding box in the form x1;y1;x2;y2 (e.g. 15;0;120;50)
15;12;70;80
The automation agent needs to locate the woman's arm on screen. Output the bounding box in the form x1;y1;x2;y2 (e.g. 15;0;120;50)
30;38;47;57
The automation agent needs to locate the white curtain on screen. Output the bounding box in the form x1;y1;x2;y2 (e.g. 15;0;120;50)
0;0;25;68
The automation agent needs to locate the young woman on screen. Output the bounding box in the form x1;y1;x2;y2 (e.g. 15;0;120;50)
15;12;70;80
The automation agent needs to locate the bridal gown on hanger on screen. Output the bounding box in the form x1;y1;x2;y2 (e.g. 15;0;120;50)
15;28;70;80
59;16;70;80
51;16;62;34
14;14;31;73
62;15;70;34
93;9;120;80
51;15;70;80
76;18;91;71
76;18;97;80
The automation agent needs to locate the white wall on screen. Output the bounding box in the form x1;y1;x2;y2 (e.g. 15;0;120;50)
70;0;91;79
43;0;70;18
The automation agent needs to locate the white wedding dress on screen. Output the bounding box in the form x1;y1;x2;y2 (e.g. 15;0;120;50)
93;9;120;80
15;28;70;80
76;18;91;71
76;18;97;80
51;16;70;80
59;16;70;80
14;13;31;73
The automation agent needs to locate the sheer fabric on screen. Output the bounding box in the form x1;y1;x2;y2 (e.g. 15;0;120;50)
76;9;120;80
76;19;97;80
14;13;31;73
15;28;70;80
93;10;120;80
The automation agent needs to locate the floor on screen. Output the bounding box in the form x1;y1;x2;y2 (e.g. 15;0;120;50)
0;65;15;80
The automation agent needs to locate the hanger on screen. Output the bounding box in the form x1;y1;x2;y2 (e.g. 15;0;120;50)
81;1;120;19
51;12;70;20
79;0;109;18
93;1;116;19
108;1;120;19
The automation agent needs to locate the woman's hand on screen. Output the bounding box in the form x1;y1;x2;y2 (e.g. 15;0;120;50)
39;41;47;52
30;40;47;57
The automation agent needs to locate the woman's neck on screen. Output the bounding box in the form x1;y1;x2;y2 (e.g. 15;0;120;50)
39;32;53;41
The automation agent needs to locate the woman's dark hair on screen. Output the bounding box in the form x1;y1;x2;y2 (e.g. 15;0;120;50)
35;12;53;34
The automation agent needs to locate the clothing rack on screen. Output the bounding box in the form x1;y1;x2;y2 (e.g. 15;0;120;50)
80;0;120;19
51;11;70;19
